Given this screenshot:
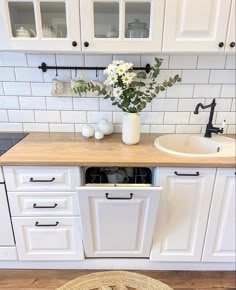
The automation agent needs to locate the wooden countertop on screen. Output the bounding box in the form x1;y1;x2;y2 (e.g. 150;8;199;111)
0;133;235;167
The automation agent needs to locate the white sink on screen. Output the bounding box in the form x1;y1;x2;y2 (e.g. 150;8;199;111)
154;134;236;157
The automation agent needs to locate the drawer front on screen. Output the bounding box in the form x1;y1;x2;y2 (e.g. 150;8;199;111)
12;217;84;261
3;166;81;192
8;192;80;217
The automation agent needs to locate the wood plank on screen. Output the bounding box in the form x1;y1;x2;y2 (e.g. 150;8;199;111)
0;133;235;167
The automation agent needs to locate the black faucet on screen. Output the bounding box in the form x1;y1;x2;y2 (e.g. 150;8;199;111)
194;98;225;138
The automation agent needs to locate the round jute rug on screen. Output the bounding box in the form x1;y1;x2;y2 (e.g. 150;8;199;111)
57;271;173;290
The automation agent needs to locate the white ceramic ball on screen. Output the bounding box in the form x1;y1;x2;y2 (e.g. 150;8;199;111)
95;130;104;140
82;124;94;138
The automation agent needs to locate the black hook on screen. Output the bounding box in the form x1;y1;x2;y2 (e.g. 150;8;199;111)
75;68;78;78
96;67;98;78
55;67;58;77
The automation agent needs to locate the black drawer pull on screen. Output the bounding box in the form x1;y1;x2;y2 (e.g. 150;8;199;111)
33;203;58;209
30;177;55;183
174;171;200;177
105;193;133;200
35;221;59;227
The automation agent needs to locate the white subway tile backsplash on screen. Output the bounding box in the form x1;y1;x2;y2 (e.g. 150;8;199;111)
0;110;8;122
176;125;201;134
8;110;34;122
225;55;236;69
164;112;190;124
3;82;31;96
27;53;56;67
141;54;169;69
73;98;99;111
61;111;86;123
19;96;46;110
197;55;226;69
193;84;221;98
178;99;205;112
87;111;112;124
209;70;235;84
31;83;51;96
15;68;43;82
220;85;235;98
23;123;49;132
0;52;27;67
181;70;210;84
0;52;235;133
166;85;194;98
216;112;236;124
49;123;75;132
152;98;178;111
0;123;23;132
150;125;176;133
169;55;198;69
227;125;236;134
0;96;19;109
46;97;73;110
0;68;15;81
35;110;61;123
85;54;112;67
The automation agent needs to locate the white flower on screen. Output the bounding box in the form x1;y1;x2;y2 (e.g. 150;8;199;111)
104;74;118;86
112;60;124;66
122;72;136;86
104;64;118;75
122;62;133;71
113;87;123;98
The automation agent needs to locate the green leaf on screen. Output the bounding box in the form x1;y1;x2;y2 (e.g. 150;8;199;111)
104;95;110;99
160;86;165;91
136;72;147;79
155;87;160;94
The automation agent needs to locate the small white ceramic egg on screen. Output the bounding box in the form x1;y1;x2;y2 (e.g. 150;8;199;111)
98;118;113;135
95;130;104;140
82;124;94;138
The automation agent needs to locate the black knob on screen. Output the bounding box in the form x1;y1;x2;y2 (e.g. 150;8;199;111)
84;41;89;47
218;42;224;48
72;41;77;47
230;42;235;48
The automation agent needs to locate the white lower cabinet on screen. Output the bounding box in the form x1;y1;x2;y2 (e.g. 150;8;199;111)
12;217;84;261
77;186;161;257
150;168;216;262
202;168;236;262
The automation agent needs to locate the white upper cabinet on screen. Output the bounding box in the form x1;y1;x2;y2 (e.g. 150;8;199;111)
150;168;216;262
202;168;236;262
226;0;235;52
0;0;81;51
80;0;165;52
163;0;232;52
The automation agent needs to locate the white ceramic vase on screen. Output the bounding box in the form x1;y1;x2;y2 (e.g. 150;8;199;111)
122;112;140;145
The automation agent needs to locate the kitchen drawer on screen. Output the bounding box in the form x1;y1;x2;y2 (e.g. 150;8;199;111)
8;192;80;217
3;166;81;192
12;217;84;261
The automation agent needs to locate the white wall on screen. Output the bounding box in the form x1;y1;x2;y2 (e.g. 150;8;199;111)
0;52;235;134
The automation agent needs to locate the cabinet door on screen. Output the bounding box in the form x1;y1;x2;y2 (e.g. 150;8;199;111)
163;0;232;52
77;186;161;257
202;168;236;262
12;217;84;260
80;0;164;52
150;168;216;262
226;0;235;52
0;0;81;51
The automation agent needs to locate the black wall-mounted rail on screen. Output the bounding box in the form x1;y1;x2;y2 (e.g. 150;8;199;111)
38;62;151;73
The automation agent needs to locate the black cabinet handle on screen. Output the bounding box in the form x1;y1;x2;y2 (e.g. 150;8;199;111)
174;171;200;177
230;42;235;48
35;221;59;227
72;41;77;47
30;177;55;183
218;42;224;48
105;193;133;200
33;203;58;209
84;41;89;47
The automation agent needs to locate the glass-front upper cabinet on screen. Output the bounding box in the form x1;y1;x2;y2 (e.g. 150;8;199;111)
80;0;165;52
0;0;81;51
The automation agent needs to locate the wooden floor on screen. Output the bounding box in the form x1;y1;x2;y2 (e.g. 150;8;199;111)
0;270;235;290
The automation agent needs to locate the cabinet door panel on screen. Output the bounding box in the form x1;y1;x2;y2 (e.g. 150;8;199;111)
150;168;216;261
163;0;232;51
202;168;236;262
226;0;235;52
80;0;164;52
12;217;84;260
77;186;161;257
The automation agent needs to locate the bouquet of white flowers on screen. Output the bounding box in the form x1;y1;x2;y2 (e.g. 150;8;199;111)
72;58;181;113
